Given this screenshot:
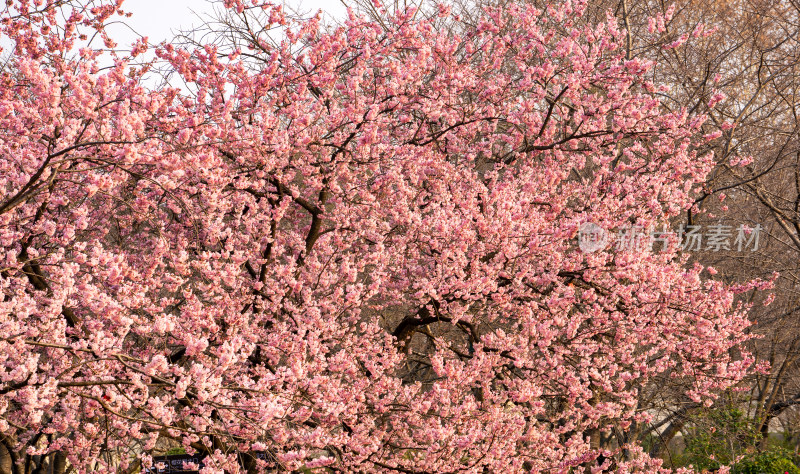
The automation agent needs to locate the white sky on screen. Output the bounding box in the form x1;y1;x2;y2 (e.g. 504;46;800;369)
109;0;348;47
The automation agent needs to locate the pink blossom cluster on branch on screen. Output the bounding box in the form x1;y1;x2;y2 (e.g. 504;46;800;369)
0;0;771;472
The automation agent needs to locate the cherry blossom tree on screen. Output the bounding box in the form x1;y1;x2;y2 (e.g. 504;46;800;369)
0;0;771;472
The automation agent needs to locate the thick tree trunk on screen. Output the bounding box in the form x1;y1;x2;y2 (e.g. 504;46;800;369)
0;442;11;474
649;420;685;460
0;436;21;474
50;453;67;474
759;393;800;448
648;405;698;460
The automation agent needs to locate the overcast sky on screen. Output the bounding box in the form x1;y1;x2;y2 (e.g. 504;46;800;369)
109;0;347;47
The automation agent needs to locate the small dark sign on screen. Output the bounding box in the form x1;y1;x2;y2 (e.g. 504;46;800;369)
143;454;205;474
142;452;268;473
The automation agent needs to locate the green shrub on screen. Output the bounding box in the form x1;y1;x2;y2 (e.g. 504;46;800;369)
681;406;761;471
164;447;187;455
731;448;800;474
675;405;800;473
